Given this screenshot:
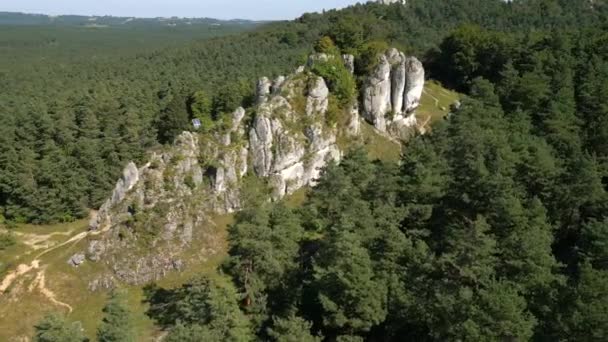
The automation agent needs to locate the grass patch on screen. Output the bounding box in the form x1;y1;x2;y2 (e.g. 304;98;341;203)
283;188;309;208
0;212;233;341
417;80;460;128
359;123;402;162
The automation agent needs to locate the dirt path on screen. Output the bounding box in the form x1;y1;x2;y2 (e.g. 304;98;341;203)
13;230;74;251
423;88;440;107
0;260;40;293
418;116;432;134
0;218;110;296
29;271;73;313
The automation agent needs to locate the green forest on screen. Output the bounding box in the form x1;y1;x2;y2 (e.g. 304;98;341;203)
1;0;607;340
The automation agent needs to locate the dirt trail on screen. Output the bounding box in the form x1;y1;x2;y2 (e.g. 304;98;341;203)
0;260;40;293
418;116;432;134
439;88;453;97
0;220;110;295
423;88;440;107
29;271;73;313
13;230;74;250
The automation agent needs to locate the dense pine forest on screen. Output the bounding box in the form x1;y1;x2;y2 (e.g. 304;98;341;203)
1;0;608;340
2;0;606;224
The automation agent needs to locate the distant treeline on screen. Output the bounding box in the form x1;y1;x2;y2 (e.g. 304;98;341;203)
0;0;606;224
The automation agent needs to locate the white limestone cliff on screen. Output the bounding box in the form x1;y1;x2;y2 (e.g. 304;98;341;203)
362;48;425;138
83;48;424;285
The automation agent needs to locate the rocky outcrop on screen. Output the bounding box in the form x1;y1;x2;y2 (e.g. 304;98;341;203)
89;161;140;231
362;53;392;131
377;0;406;4
362;48;425;139
306;76;329;116
342;54;355;74
250;74;341;199
256;77;272;104
83;59;355;285
82;48;425;285
404;56;425;112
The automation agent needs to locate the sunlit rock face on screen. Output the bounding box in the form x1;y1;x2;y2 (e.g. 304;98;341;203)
376;0;406;4
84;54;360;285
362;48;425;139
250;74;340;200
83;47;425;285
404;56;425;113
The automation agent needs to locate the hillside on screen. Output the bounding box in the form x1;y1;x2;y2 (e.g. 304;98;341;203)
0;12;260;67
2;0;606;224
0;12;260;27
1;0;608;341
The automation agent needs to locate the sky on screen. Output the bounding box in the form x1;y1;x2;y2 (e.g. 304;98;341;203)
1;0;363;21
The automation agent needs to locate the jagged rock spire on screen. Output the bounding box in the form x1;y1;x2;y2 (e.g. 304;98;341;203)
362;48;425;138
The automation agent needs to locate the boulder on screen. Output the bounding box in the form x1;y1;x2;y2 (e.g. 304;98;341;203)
256;77;272;104
68;253;86;267
306;76;329;116
342;54;355;74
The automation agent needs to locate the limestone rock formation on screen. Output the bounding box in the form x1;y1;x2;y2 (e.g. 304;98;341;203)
404;56;425;112
362;48;425;139
68;253;86;267
256;77;272;104
362;53;392;131
342;54;355;74
376;0;406;4
250;74;340;199
81;48;424;285
82;58;357;284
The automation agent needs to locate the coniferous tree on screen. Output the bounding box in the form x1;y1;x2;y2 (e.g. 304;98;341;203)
97;291;135;342
34;313;86;342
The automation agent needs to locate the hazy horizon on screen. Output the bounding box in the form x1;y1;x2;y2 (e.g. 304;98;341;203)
0;0;363;21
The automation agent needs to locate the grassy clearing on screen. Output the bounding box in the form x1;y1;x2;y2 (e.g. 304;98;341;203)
284;188;309;208
417;80;460;129
359;123;402;162
0;214;233;341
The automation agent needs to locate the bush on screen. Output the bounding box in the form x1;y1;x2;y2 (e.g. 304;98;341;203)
310;58;356;106
314;36;339;55
0;233;16;251
354;40;389;76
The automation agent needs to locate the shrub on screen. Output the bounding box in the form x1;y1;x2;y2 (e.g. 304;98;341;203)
314;36;339;55
355;40;389;76
310;58;356;106
0;233;16;251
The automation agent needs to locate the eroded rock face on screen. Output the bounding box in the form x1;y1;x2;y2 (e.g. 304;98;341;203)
342;54;355;74
256;77;272;104
306;76;329;116
404;56;425;112
362;49;425;138
362;54;392;131
89;161;140;231
249;75;341;199
84;62;354;285
82;48;424;286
